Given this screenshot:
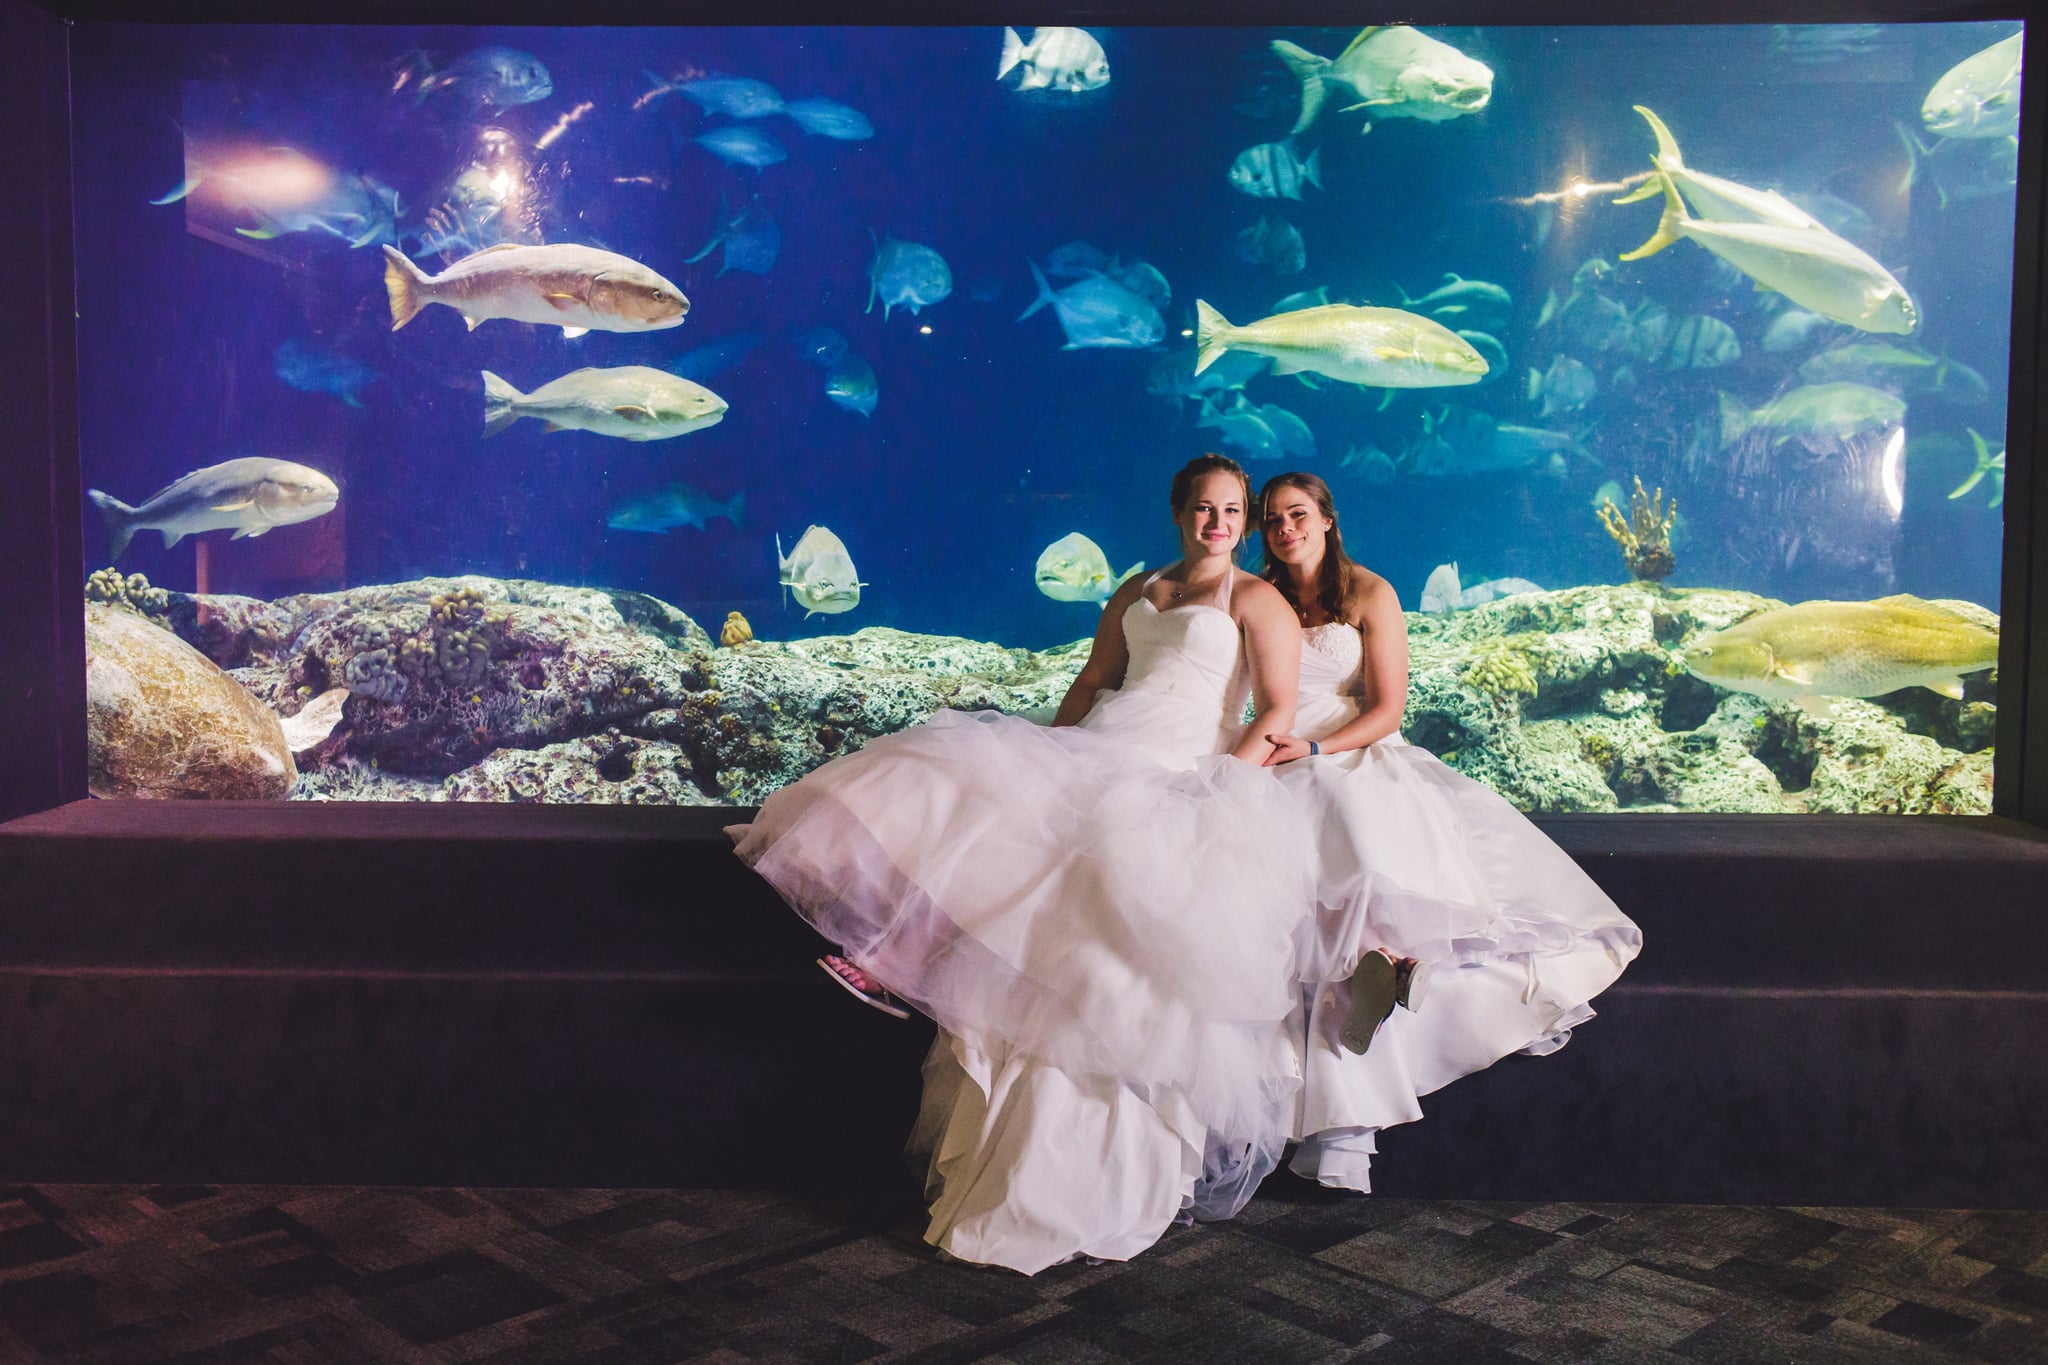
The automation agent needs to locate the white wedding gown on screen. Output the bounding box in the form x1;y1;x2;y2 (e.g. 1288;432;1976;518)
1279;622;1645;1191
729;572;1368;1274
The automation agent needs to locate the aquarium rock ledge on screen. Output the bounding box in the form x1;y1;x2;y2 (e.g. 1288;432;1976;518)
111;576;1993;815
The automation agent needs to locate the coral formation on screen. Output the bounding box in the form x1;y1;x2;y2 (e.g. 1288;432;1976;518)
1598;475;1678;582
721;611;754;647
84;567;170;616
1463;645;1539;698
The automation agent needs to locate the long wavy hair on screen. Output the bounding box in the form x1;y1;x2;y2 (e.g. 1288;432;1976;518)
1169;453;1252;558
1257;471;1352;622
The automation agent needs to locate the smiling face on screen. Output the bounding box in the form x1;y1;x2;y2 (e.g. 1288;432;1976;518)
1262;483;1334;573
1175;468;1247;564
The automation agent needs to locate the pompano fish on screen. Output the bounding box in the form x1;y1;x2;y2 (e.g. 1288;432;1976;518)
1420;562;1542;612
778;525;866;617
1018;263;1164;349
694;125;787;169
1898;123;2020;206
1680;595;1999;716
1718;383;1904;452
1197;397;1282;461
1922;31;2022;139
676;74;784;119
1948;427;2006;508
868;232;952;318
1035;533;1142;604
1270;27;1493;135
1229;141;1322;200
382;243;688;338
685;193;780;276
783;96;873;139
1617;107;1916;334
88;457;339;560
482;366;726;440
1196;300;1487;388
998;27;1110;93
824;354;878;416
607;483;744;533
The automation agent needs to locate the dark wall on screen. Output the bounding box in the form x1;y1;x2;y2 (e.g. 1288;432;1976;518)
0;0;79;824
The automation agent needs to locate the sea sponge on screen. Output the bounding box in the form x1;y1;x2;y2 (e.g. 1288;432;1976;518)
1465;645;1539;698
720;611;754;647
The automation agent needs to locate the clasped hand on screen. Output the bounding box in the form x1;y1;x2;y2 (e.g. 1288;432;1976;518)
1261;734;1318;766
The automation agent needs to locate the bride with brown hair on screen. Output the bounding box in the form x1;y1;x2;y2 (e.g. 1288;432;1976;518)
731;455;1374;1272
1256;469;1643;1191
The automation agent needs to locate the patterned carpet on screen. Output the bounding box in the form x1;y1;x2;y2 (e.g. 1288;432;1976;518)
2;1179;2045;1363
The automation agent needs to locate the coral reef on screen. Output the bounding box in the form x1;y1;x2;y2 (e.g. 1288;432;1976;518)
1598;475;1678;583
85;567;170;617
145;573;1995;814
720;611;754;647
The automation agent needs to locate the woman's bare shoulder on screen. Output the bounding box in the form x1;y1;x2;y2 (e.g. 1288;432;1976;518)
1343;565;1402;620
1232;569;1293;614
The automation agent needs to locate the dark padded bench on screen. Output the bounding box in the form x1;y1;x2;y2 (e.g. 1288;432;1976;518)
1;801;2044;1207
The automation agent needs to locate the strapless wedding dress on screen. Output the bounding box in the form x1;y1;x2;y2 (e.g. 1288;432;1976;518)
1279;622;1644;1191
730;577;1366;1273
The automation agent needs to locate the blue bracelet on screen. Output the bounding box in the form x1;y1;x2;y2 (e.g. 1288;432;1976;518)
1308;740;1320;756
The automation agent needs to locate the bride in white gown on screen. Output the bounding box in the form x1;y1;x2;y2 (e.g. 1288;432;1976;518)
730;457;1370;1274
1257;471;1644;1192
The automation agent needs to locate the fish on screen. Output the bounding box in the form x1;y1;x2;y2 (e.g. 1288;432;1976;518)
867;232;952;318
1798;341;1988;403
1196;300;1487;388
1404;407;1579;476
667;332;763;382
1197;397;1283;461
1922;32;2023;139
396;46;553;108
1761;309;1833;353
778;525;866;617
1662;314;1742;370
1018;263;1165;350
1112;258;1172;311
1619;108;1917;335
1035;532;1143;604
1400;272;1511;319
88;458;339;560
381;242;687;338
1228;140;1323;200
1340;443;1399;483
1233;214;1307;274
694;125;788;169
1680;595;1999;717
676;75;785;119
1270;27;1493;135
998;27;1110;93
1768;24;1885;65
482;367;727;441
1717;382;1905;452
1146;346;1269;403
157;146;401;248
684;192;780;276
1456;329;1508;382
1529;355;1596;418
1043;240;1114;279
1948;427;2006;508
1273;286;1332;313
1897;124;2019;207
1787;191;1876;246
783;96;873;140
1420;562;1542;612
607;483;745;534
1256;402;1316;461
824;354;878;417
273;338;381;408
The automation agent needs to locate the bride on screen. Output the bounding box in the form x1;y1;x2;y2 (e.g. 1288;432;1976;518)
730;455;1366;1273
1257;471;1644;1192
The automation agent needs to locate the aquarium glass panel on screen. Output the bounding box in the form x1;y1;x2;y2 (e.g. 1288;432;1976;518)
72;22;2017;811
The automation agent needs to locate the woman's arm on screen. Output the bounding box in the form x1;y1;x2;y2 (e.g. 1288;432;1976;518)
1049;573;1144;727
1310;577;1409;755
1231;575;1301;764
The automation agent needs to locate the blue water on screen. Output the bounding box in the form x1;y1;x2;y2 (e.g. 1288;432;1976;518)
71;22;2017;648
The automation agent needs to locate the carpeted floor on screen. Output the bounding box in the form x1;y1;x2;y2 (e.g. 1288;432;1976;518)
2;1179;2045;1363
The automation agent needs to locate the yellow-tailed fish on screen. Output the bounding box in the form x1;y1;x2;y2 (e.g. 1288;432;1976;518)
1922;32;2023;140
1194;300;1487;387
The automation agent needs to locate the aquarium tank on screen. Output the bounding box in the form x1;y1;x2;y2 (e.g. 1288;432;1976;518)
70;21;2019;813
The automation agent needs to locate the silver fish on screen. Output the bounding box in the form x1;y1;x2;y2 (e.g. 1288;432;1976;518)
88;457;339;560
868;233;952;318
998;27;1110;93
778;525;866;617
1228;140;1322;200
783;96;873;139
1234;214;1306;274
382;243;687;338
1271;27;1493;135
1018;263;1165;349
481;366;727;441
608;483;744;533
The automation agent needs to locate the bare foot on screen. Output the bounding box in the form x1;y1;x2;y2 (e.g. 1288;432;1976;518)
822;954;885;995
